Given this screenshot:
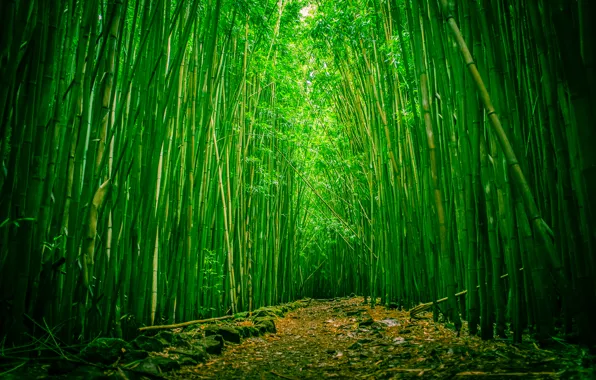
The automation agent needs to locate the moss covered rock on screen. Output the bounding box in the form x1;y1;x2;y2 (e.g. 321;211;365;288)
136;356;180;375
239;325;260;338
157;330;175;344
170;347;207;363
79;338;130;364
122;349;149;363
131;335;169;352
254;317;276;334
198;334;224;354
205;325;241;343
253;307;283;319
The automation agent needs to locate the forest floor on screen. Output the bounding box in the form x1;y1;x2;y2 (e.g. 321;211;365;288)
172;298;593;379
3;297;594;379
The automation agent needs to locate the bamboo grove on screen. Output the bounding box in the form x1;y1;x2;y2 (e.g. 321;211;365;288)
1;0;595;347
305;0;596;344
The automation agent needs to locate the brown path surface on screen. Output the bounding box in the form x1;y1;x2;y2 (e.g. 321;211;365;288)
171;298;590;379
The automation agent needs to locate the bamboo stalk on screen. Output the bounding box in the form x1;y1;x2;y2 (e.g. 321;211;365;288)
436;0;564;288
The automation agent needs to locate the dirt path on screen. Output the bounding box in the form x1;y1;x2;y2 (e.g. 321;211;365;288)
171;298;590;379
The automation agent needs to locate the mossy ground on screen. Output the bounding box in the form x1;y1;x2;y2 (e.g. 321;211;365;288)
2;298;593;379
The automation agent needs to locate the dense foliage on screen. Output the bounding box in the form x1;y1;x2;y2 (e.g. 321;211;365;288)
0;0;594;346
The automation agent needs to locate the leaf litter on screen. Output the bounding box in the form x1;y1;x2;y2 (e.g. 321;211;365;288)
168;297;594;379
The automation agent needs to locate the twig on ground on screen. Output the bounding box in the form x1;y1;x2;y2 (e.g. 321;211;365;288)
387;368;432;373
138;315;236;332
270;370;298;380
44;318;65;358
25;332;65;358
455;371;559;377
1;343;87;356
117;367;130;379
0;361;27;377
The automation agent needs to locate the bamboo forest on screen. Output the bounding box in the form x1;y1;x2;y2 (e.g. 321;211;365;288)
1;0;595;378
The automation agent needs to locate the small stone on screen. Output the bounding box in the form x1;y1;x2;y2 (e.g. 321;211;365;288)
371;322;384;330
378;318;400;327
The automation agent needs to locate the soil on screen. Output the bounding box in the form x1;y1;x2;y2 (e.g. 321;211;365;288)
172;298;592;379
2;297;594;379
